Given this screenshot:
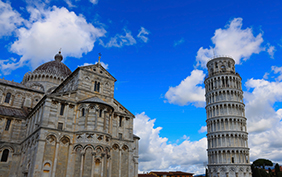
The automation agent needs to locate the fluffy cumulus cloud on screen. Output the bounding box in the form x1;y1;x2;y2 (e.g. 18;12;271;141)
137;27;150;43
166;17;266;107
165;69;206;107
0;6;106;74
99;29;136;48
134;112;207;174
244;71;282;162
196;18;264;67
0;1;24;37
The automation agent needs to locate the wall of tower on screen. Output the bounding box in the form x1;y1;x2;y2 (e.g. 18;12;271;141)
205;57;251;177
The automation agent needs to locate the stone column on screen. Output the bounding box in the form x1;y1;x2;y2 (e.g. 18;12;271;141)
51;142;59;177
101;153;105;177
66;144;74;177
80;151;85;177
119;149;121;177
91;152;96;177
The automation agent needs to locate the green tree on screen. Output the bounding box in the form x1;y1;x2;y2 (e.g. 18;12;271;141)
275;163;281;177
258;168;269;177
253;159;273;169
268;168;273;177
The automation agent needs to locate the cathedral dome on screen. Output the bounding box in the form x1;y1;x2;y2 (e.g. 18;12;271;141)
33;51;71;78
22;52;72;93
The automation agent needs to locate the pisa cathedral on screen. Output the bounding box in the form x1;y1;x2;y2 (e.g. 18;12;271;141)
205;56;251;177
0;52;139;177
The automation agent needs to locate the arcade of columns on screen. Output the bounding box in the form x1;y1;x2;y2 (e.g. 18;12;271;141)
205;56;251;177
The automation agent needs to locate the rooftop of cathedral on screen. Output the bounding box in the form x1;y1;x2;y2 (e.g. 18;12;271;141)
33;51;72;78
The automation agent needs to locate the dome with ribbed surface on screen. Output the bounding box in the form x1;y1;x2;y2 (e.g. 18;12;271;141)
33;52;71;78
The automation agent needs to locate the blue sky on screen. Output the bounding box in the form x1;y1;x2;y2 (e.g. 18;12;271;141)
1;0;282;174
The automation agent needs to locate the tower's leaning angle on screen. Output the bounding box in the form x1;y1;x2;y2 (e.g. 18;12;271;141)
204;56;251;177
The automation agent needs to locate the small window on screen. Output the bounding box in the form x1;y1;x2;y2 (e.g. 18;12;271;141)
1;149;9;162
4;93;11;103
81;108;85;116
97;82;100;92
60;104;65;116
231;157;234;163
58;122;63;130
99;109;102;117
119;117;122;127
5;119;11;131
119;133;122;139
94;81;100;92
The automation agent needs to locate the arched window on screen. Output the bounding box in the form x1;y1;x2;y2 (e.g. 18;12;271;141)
81;108;85;116
94;81;100;92
99;109;102;117
60;104;65;115
119;116;122;127
1;149;9;162
5;119;11;131
4;93;11;103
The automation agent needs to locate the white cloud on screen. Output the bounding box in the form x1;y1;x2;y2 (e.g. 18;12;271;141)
137;27;150;43
64;0;76;8
0;6;106;74
267;45;275;59
196;18;264;67
90;0;98;5
245;78;282;133
244;74;282;162
198;126;207;133
165;69;205;107
95;61;109;69
271;66;282;81
0;1;24;37
134;112;207;174
78;61;109;70
174;38;185;47
100;29;136;48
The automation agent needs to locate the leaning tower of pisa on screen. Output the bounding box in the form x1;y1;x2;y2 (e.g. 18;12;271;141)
204;56;251;177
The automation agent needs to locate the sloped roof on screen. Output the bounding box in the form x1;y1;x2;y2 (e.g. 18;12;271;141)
79;97;114;109
138;174;156;177
79;62;117;81
150;171;194;175
0;79;44;93
0;105;30;118
133;134;140;139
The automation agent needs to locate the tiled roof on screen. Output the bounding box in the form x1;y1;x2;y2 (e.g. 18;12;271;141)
169;171;194;175
33;60;71;78
150;171;194;175
0;79;43;93
150;172;171;175
138;174;156;177
0;105;29;118
79;97;114;109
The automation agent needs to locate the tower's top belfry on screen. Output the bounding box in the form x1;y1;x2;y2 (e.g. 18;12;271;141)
206;56;236;77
